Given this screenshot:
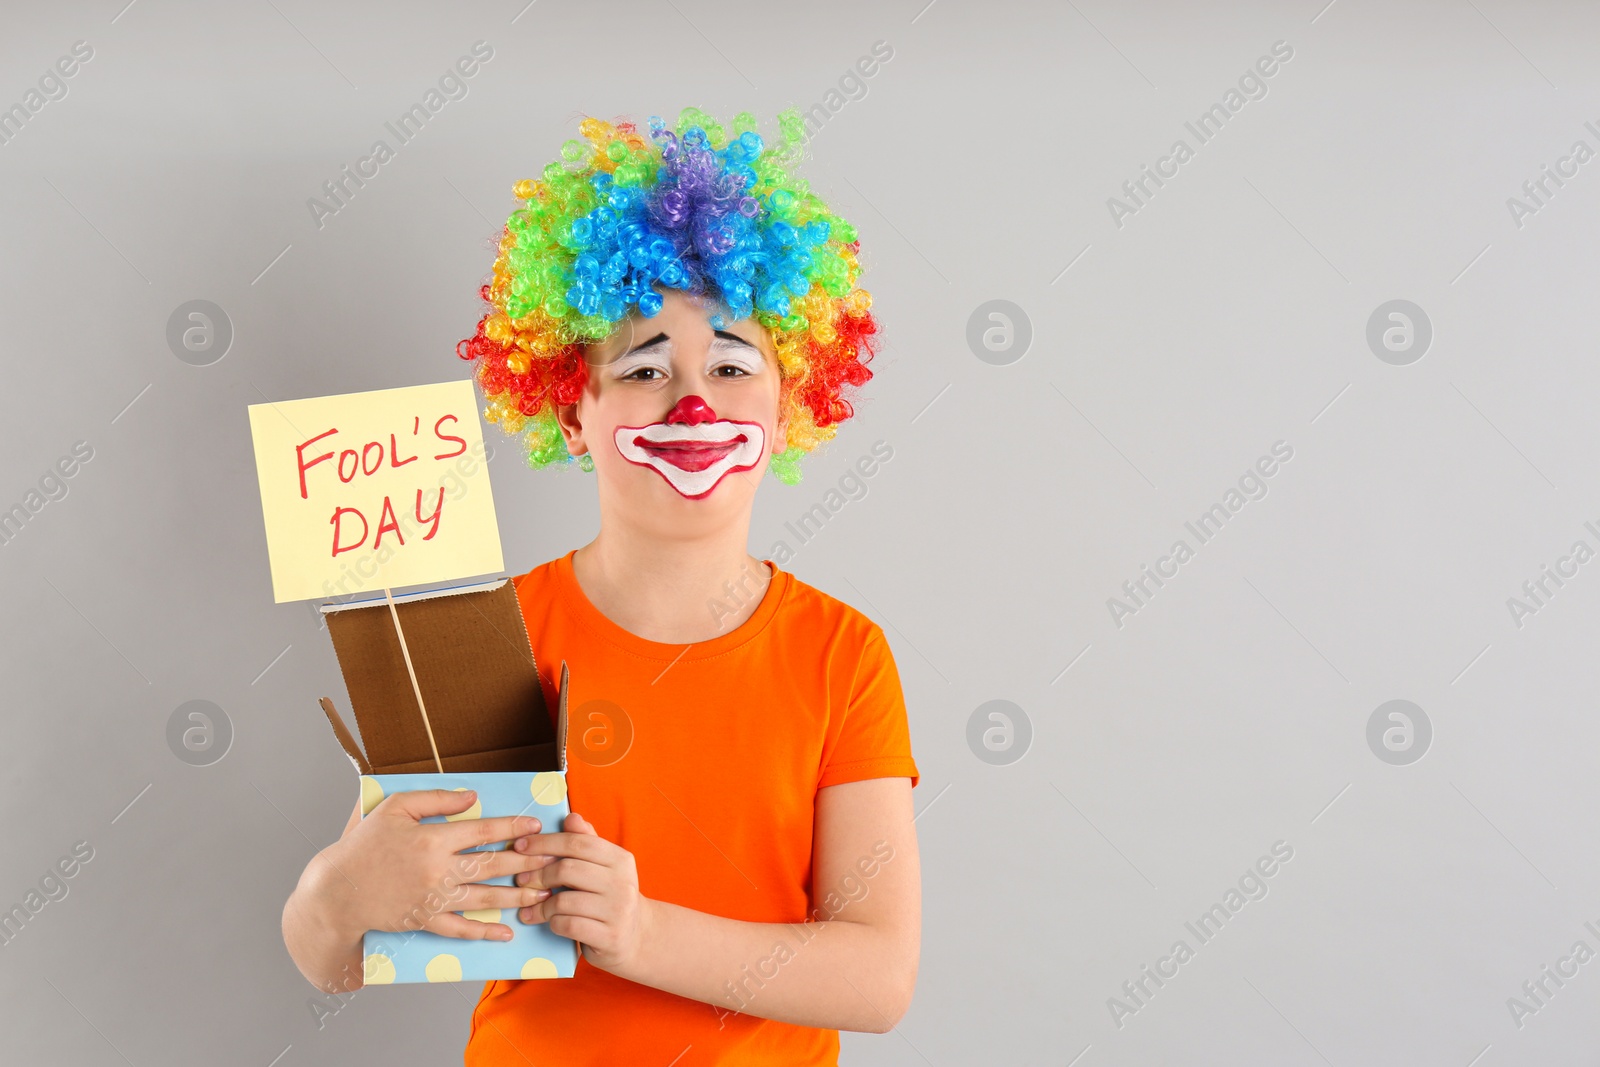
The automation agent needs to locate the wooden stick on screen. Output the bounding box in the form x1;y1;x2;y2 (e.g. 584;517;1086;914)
382;585;444;774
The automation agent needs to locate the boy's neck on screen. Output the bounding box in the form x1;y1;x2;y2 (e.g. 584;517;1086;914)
571;530;773;644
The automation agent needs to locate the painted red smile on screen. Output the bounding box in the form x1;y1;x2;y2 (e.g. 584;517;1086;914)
635;436;746;472
613;413;766;499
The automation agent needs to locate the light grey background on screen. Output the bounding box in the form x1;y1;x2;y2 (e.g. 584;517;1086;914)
3;0;1598;1063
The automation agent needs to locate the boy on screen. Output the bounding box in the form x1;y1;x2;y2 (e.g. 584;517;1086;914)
282;108;920;1066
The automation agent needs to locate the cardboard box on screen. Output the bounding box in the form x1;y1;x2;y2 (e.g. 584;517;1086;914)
316;577;579;984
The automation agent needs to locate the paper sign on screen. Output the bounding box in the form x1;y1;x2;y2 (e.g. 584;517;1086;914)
248;380;504;603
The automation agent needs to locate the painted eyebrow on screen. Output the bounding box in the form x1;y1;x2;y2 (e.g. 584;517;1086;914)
619;332;670;358
712;331;759;351
616;330;758;358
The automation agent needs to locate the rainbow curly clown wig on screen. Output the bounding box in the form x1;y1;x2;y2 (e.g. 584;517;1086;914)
456;106;879;485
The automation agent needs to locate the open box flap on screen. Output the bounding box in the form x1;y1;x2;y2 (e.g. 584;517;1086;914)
318;696;372;775
315;578;559;774
557;659;569;772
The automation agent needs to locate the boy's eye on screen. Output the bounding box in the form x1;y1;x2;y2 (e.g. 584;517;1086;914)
713;364;751;378
622;366;665;382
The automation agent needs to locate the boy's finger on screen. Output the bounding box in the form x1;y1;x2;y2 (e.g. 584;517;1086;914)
437;814;543;851
512;830;605;860
518;856;609;894
514;855;560;885
425;911;515;943
519;885;607;926
384;788;481;821
466;847;564;882
451;882;552;912
565;811;597;835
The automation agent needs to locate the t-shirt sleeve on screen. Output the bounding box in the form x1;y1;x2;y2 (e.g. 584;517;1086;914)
817;625;920;789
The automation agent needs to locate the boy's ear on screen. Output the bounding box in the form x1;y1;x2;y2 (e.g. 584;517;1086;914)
555;398;586;457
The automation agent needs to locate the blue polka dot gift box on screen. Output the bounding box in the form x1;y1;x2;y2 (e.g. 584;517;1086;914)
316;578;579;984
354;769;579;984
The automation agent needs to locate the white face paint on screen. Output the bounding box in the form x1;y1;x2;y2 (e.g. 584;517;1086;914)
605;333;772;499
613;417;766;499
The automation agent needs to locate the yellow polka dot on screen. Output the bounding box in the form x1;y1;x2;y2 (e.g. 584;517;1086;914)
520;957;558;979
425;953;463;982
359;776;385;816
444;786;482;821
363;953;395;984
530;772;566;806
463;908;501;924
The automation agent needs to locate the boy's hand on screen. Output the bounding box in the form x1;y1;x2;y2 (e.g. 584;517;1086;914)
318;788;557;943
511;812;654;976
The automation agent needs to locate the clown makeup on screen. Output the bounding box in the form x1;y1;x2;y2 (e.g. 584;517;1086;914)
603;327;772;499
554;285;791;505
613;394;767;499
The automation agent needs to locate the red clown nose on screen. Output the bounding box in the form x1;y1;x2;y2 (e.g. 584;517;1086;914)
664;394;718;425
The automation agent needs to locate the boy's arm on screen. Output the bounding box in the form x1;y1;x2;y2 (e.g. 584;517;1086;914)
285;789;557;993
520;776;921;1033
282;799;369;995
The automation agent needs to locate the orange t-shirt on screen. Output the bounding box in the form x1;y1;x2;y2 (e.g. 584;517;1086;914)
465;549;920;1066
